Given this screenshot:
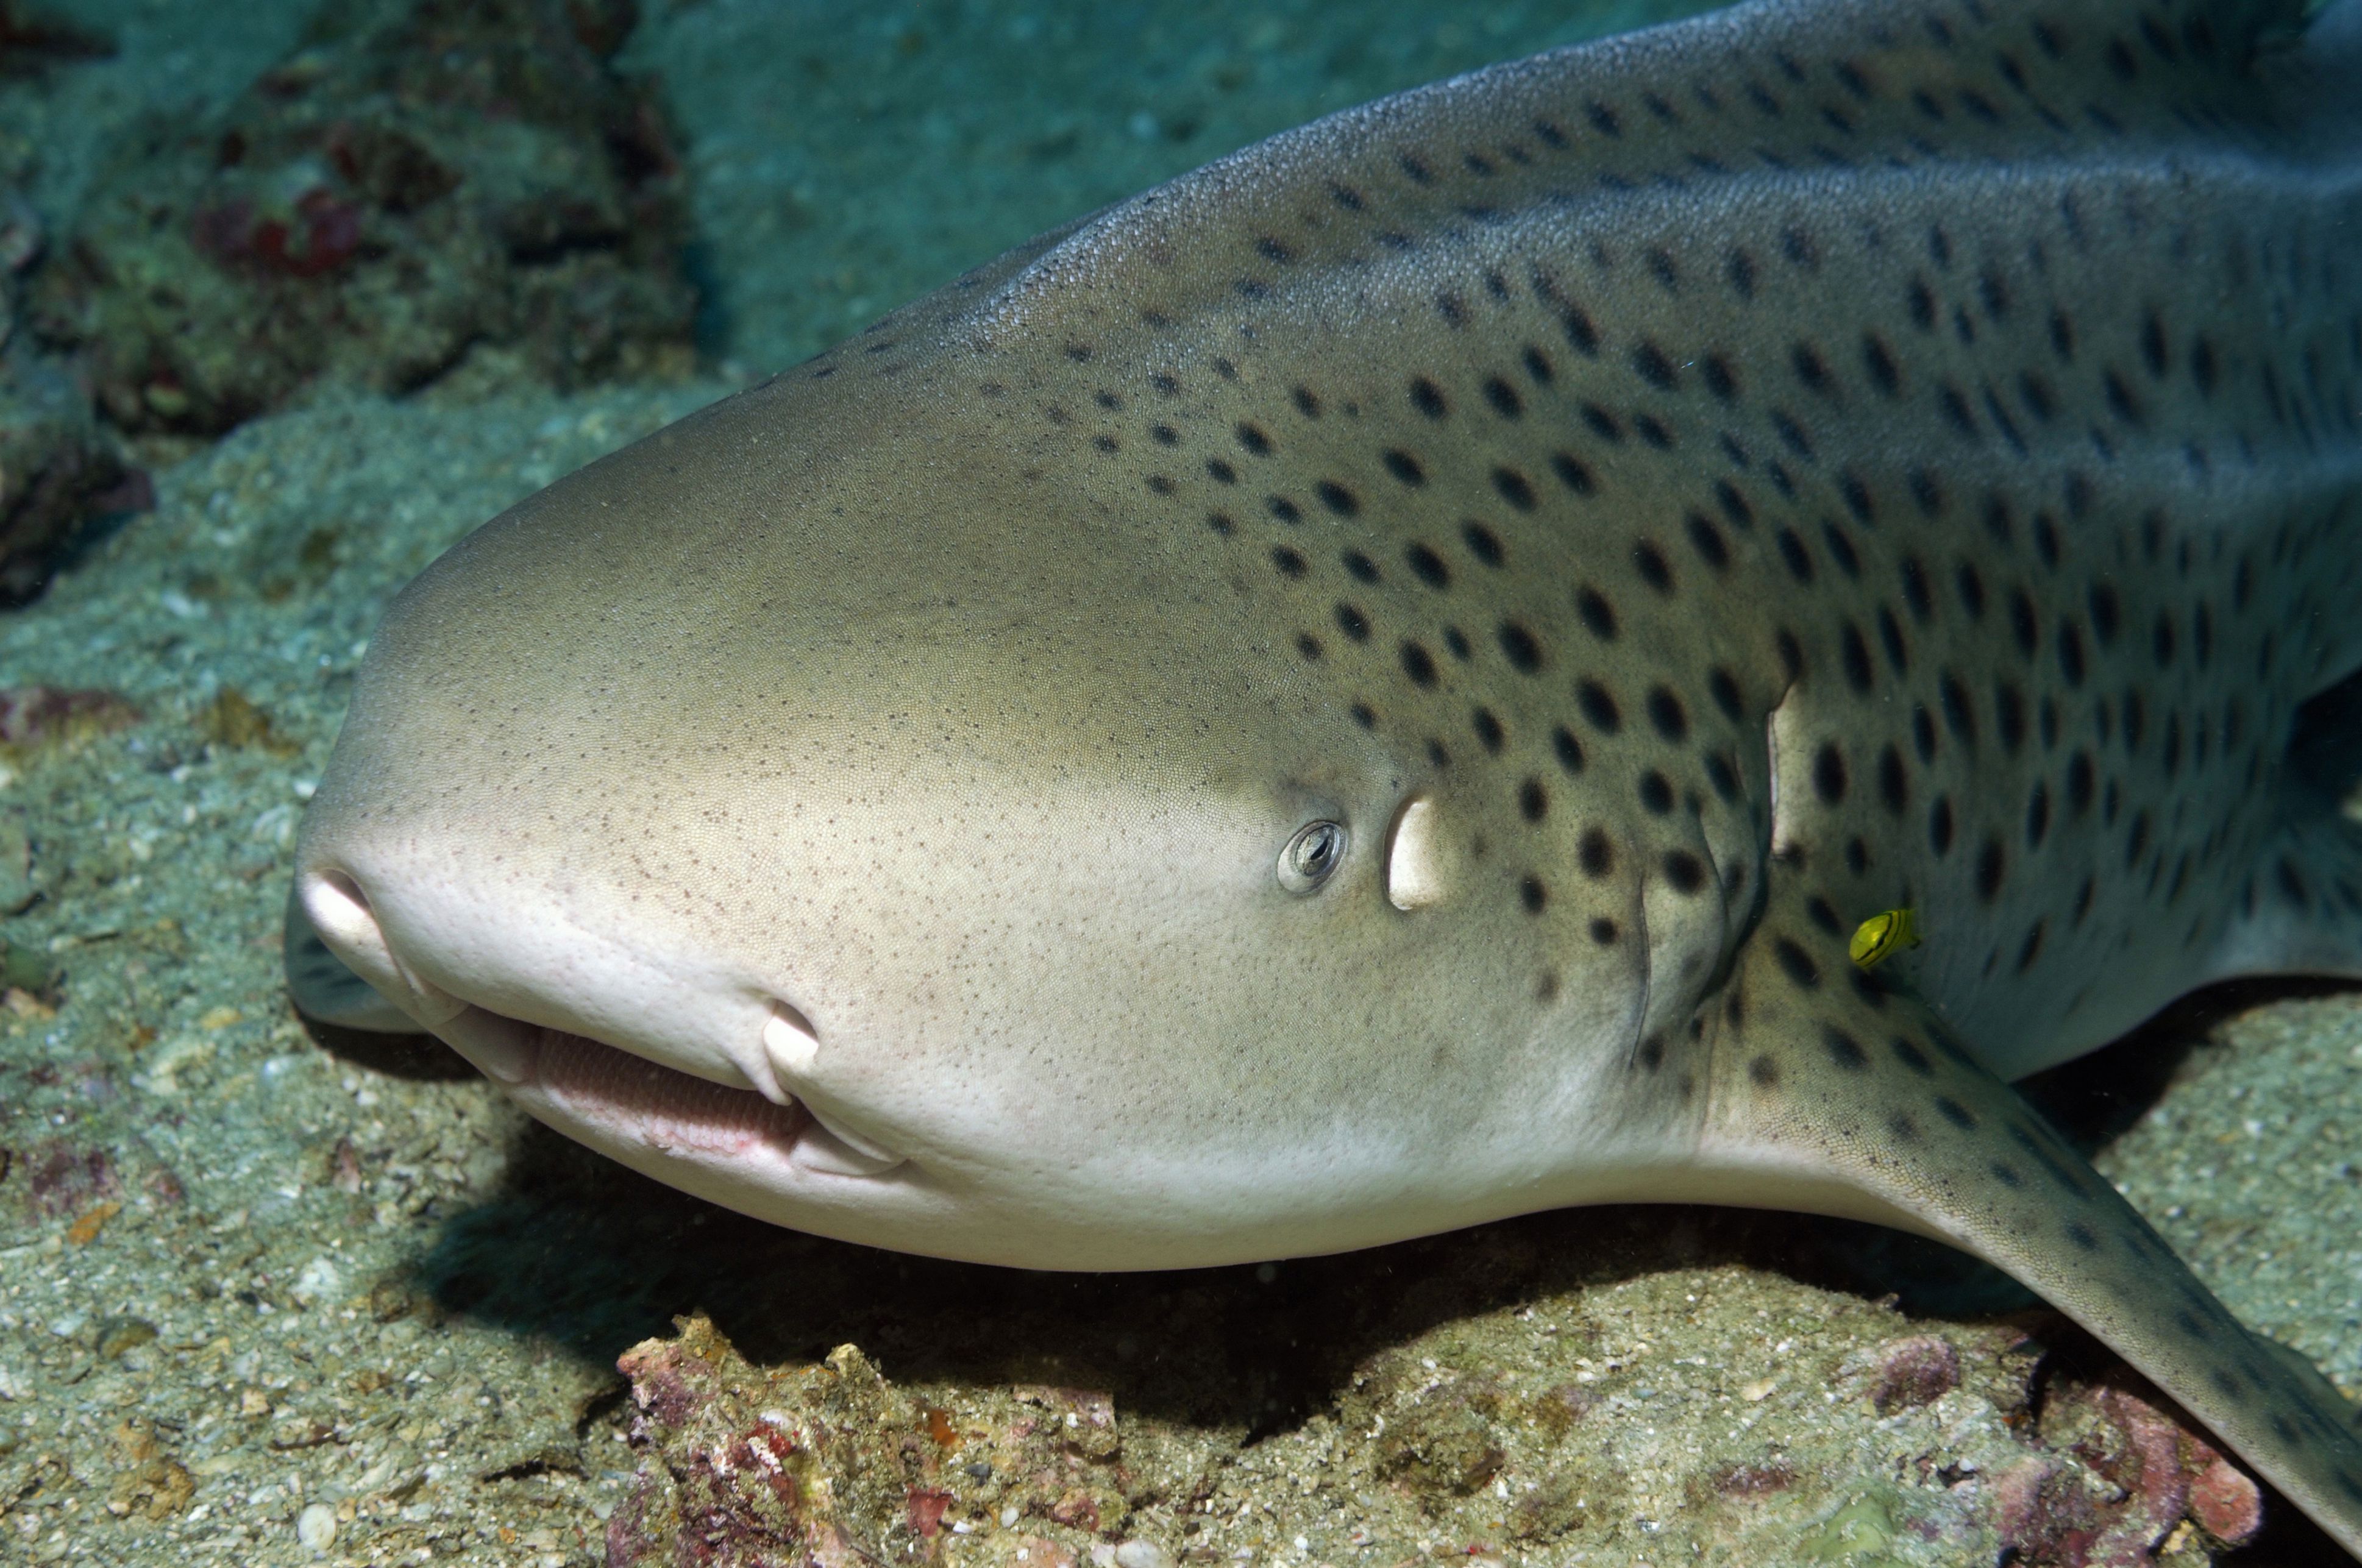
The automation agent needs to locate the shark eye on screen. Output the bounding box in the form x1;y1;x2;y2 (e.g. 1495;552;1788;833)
1278;820;1348;894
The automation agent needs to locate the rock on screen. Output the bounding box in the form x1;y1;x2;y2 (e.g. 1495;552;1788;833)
0;350;135;604
93;1314;157;1360
295;1500;338;1550
1864;1332;1961;1413
0;804;32;912
0;683;140;750
30;0;694;437
539;1205;2286;1567
104;1419;194;1522
2188;1457;2263;1547
21;1139;113;1218
196;686;296;754
609;1315;1136;1568
0;2;113;79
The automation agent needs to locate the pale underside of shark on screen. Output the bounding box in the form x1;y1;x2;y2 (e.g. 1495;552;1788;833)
286;0;2362;1550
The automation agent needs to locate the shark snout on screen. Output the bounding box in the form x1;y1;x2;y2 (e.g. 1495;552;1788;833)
290;859;906;1180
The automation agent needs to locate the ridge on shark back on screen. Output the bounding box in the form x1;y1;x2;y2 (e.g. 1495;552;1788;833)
286;0;2362;1552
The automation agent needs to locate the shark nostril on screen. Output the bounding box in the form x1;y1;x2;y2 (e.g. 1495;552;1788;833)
302;868;380;957
296;867;466;1027
763;999;821;1078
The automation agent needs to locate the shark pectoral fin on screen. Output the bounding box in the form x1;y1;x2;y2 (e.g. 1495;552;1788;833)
282;879;424;1035
1699;900;2362;1556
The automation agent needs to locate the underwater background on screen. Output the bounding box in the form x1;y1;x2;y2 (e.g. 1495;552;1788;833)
0;1;2355;1564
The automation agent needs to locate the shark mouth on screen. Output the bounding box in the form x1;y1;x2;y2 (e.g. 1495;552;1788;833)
430;1002;908;1179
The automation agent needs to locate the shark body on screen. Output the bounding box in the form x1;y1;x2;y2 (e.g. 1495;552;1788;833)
290;0;2362;1549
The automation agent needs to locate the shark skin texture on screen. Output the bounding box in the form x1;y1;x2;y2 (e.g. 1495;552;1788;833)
287;0;2362;1552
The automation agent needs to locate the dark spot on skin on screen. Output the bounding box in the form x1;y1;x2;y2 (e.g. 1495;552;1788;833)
1634;542;1673;594
1578;681;1621;733
1727;248;1758;299
1841;623;1874;693
1774;940;1820;988
1935;1096;1976;1130
1709;669;1744;723
1553;726;1585;775
1208;458;1239;484
1688;513;1729;570
1401;642;1438;687
1636;1035;1665;1071
1463;522;1505;567
1632;342;1679;390
1824;1027;1867;1070
1271;546;1307;577
1410;378;1448;419
1317;481;1359;516
1552;452;1598;495
1638;770;1674;815
1777;529;1815;584
1590;917;1618;945
1236;422;1273;456
1335;603;1370;642
1647;689;1688;743
1807;898;1844;936
1579;829;1614;878
1483;377;1523;418
1343;550;1380;583
1578;587;1615;637
1863;334;1901;396
2065;1221;2101;1254
1878;747;1908;815
1473;709;1506;753
1407;543;1450;588
1520;875;1548;913
1813;743;1847;804
1976;839;2005;903
1519;778;1548;822
1493;469;1539;511
1663;851;1706;893
1890;1038;1933;1076
1749;1055;1779;1087
1499;623;1543;673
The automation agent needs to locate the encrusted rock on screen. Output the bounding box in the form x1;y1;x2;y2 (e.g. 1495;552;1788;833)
0;352;135;603
1865;1332;1962;1414
31;0;694;436
610;1315;1144;1568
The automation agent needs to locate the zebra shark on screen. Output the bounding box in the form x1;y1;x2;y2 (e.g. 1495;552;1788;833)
288;0;2362;1548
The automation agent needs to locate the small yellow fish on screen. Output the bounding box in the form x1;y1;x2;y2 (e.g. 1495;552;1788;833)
1849;908;1921;971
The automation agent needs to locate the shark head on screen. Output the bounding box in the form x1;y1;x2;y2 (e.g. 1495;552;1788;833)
294;306;1727;1268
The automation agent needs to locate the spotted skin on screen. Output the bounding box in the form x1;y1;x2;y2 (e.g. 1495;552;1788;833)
293;0;2362;1553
